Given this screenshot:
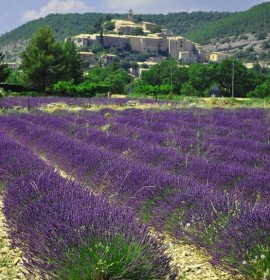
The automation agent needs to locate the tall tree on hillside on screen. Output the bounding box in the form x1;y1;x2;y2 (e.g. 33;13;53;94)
20;25;65;92
0;51;10;83
63;39;84;84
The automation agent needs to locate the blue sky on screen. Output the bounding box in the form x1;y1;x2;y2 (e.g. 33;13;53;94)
1;0;268;35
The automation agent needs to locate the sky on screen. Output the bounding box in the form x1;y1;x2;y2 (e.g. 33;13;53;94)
0;0;268;35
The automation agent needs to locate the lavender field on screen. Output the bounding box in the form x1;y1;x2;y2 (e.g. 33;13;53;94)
0;96;158;109
0;101;270;279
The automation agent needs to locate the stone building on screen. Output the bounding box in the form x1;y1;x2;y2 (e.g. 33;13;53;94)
80;51;96;67
128;9;134;22
71;10;226;67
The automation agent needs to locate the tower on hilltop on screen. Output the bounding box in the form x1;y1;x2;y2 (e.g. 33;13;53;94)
128;9;134;22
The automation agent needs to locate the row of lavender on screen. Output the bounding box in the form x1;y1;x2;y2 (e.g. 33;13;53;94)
16;109;270;199
0;130;177;279
0;96;157;108
1;108;269;278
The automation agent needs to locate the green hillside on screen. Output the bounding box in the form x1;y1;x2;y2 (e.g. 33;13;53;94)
0;11;230;45
0;13;123;45
1;2;270;62
184;2;270;44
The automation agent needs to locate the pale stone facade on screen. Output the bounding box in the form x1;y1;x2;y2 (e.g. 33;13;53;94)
72;33;211;63
72;10;226;67
112;19;141;34
80;51;95;65
209;52;228;62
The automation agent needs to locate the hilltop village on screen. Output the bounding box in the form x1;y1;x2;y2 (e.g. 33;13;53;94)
71;9;227;73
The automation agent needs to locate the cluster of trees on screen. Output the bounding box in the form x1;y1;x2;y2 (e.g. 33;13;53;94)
135;59;270;98
54;64;131;96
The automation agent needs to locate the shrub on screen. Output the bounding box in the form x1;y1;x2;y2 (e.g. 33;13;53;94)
247;82;270;98
135;84;172;96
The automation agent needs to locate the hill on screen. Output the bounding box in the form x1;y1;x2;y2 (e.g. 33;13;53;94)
1;2;270;63
185;2;270;44
0;11;230;62
185;2;270;63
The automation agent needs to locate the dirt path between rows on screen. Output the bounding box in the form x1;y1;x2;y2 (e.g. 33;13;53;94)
0;197;31;279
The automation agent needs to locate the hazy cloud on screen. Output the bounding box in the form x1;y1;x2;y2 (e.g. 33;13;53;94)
22;0;95;21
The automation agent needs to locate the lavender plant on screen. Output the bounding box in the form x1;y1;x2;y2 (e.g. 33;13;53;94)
1;106;270;279
0;131;177;279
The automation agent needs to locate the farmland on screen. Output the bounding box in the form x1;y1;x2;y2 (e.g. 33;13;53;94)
0;97;269;279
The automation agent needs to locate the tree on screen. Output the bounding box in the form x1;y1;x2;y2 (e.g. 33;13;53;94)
0;51;10;83
86;65;131;94
129;28;144;36
150;25;162;34
20;25;65;92
213;59;251;97
247;81;270;98
139;59;189;94
103;21;115;32
180;81;199;96
188;63;215;96
63;39;84;84
104;68;131;93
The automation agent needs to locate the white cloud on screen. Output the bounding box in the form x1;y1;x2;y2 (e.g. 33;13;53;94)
22;0;95;21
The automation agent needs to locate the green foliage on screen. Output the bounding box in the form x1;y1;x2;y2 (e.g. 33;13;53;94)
134;84;172;95
0;51;10;82
53;79;110;97
86;65;131;94
20;26;84;92
185;3;270;44
62;39;84;84
139;59;189;94
124;28;144;36
187;63;216;96
180;81;199;96
0;10;230;48
212;59;261;97
247;81;270;98
149;25;162;33
76;82;110;97
140;11;230;37
5;69;25;84
103;21;115;32
53;80;77;96
240;245;270;280
56;235;172;280
20;25;66;92
136;58;268;98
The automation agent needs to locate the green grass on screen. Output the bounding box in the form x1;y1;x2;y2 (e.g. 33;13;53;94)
56;234;169;279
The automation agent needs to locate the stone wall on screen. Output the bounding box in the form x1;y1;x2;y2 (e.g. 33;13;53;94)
72;33;216;65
